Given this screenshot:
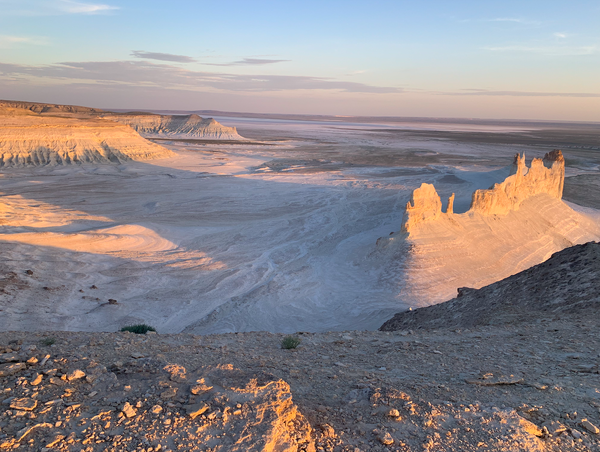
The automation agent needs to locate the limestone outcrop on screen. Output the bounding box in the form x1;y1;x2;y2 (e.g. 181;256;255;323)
0;114;174;167
104;114;244;140
402;150;565;233
383;150;600;309
470;150;564;215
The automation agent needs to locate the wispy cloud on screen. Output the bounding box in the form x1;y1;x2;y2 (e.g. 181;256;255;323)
0;0;119;15
444;89;600;98
203;58;290;67
484;44;598;56
554;32;568;39
487;17;541;26
131;51;196;63
0;60;400;94
346;70;367;76
0;35;49;47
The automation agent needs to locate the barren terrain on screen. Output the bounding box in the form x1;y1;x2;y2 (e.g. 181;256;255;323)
1;109;600;334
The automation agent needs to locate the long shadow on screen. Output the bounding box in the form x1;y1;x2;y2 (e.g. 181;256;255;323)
3;123;596;334
0;150;423;334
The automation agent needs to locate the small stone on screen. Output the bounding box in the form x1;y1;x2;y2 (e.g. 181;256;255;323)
543;420;567;435
580;419;600;434
150;405;163;414
10;397;37;411
27;356;39;364
66;369;86;381
164;364;187;383
378;432;394;445
160;387;178;400
46;434;65;447
319;423;335;438
190;379;213;394
0;353;19;363
122;402;137;418
185;402;209;419
0;362;26;377
49;377;64;385
108;299;118;304
30;373;43;386
25;270;34;275
90;285;98;289
387;409;401;418
131;352;144;359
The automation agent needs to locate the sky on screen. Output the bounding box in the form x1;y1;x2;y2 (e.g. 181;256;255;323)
0;0;599;121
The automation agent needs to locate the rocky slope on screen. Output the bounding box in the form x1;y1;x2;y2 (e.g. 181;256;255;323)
376;150;600;308
0;312;599;451
103;114;243;140
0;114;174;167
380;241;600;331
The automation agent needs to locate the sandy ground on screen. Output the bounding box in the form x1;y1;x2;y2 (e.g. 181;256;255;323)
1;118;599;334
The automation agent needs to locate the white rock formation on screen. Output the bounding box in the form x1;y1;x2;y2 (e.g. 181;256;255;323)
0;114;174;167
389;150;600;308
104;114;244;140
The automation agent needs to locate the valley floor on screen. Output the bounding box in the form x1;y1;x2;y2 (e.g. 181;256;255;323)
2;117;599;335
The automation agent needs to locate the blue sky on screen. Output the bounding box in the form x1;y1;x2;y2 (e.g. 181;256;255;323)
1;0;599;120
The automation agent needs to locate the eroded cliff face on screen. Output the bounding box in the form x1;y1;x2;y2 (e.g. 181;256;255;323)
402;150;565;233
104;114;243;140
0;115;174;167
470;150;565;216
385;150;600;309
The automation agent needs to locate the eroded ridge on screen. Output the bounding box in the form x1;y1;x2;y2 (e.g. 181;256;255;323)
0;114;174;167
402;150;565;233
104;114;244;140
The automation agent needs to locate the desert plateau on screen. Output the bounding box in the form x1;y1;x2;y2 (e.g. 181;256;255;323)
0;97;599;451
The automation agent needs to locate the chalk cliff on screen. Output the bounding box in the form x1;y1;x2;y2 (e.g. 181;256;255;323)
381;150;600;309
0;114;174;167
104;114;244;140
402;150;565;233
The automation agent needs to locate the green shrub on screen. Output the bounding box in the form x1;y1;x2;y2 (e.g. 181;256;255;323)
40;337;56;346
120;324;156;334
281;335;301;349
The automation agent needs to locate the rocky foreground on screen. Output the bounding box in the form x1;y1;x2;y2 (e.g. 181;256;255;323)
0;310;599;451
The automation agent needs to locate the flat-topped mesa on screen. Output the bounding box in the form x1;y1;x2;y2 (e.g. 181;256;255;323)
104;113;244;140
0;115;174;167
0;99;104;115
401;150;565;233
469;150;565;215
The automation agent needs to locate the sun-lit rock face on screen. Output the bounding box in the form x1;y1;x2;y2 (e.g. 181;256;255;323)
401;183;443;233
104;113;244;140
402;150;566;233
0;114;174;167
469;150;565;216
385;150;600;308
